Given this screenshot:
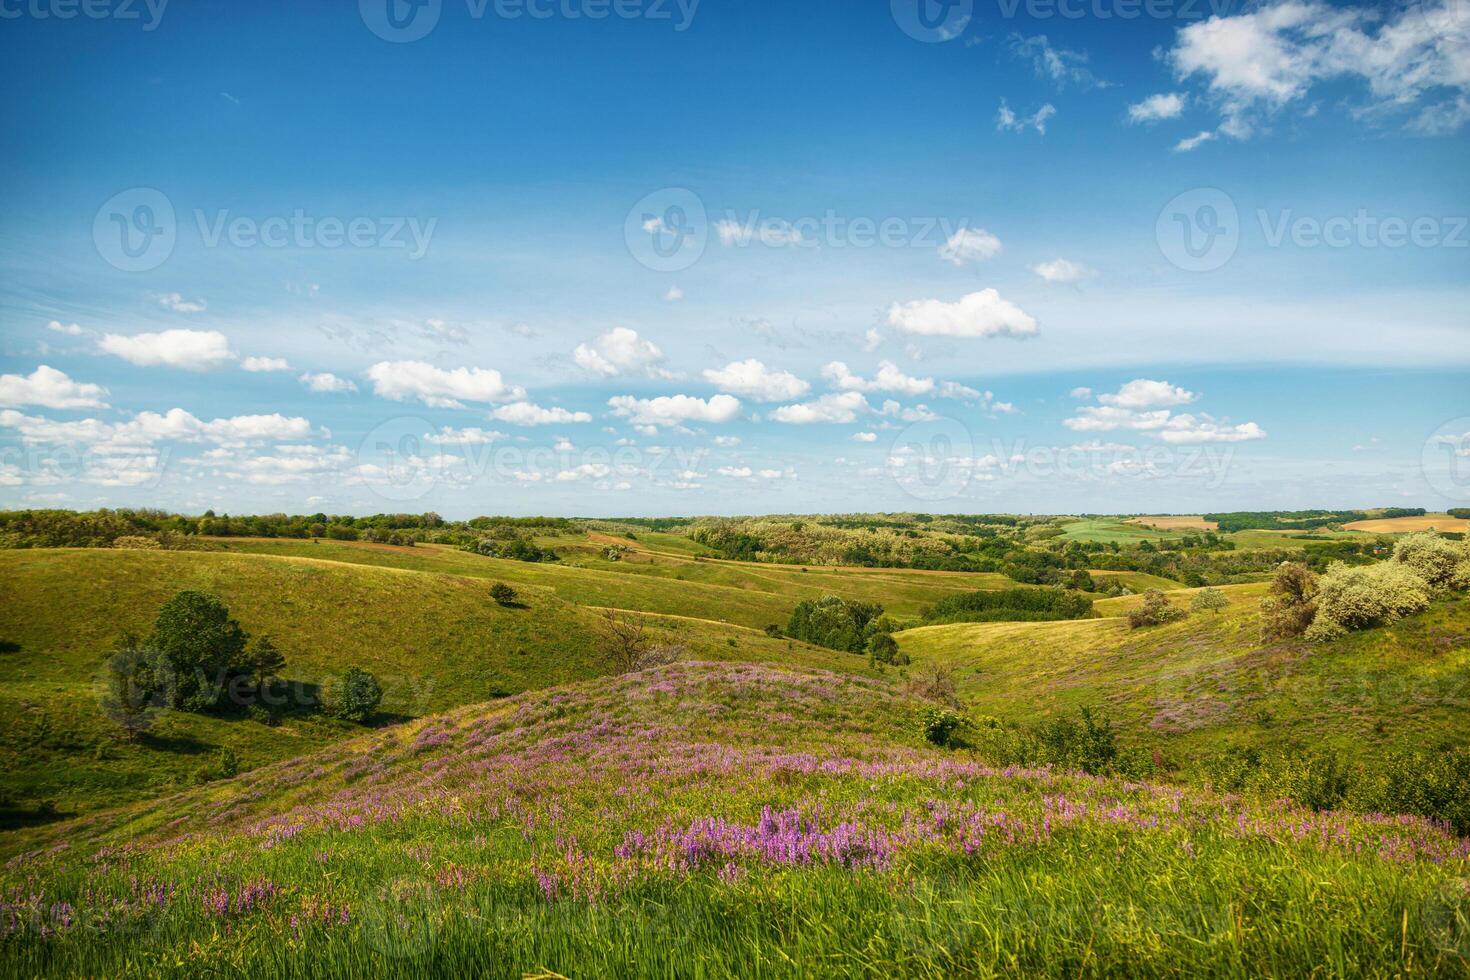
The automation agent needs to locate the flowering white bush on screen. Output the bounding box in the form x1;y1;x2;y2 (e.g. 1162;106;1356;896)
1392;531;1470;589
1305;561;1432;641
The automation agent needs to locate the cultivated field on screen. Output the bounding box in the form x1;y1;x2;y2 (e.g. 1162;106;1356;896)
1343;513;1470;533
1127;515;1220;531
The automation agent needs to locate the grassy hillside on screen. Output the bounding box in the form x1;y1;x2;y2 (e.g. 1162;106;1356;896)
2;662;1465;978
896;584;1470;769
0;549;853;818
194;535;1018;626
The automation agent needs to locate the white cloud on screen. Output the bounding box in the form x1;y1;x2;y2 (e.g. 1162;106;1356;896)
573;327;676;380
1032;258;1095;283
664;286;684;302
424;426;505;445
996;99;1056;134
1127;92;1187;123
852;431;878;442
366;361;524;408
1064;405;1174;432
703;359;810;402
46;320;84;336
0;407;315;449
717;466;753;478
1070;386;1094;399
157;292;207;313
0;366;109;410
1168;0;1470;139
608;393;741;427
1099;379;1198;409
1157;417;1268;443
299;372;358;393
555;463;612;482
99;329;235;370
823;361;934;397
1010;33;1107;90
769;391;869;424
938;227;1002;266
713;435;741;447
489;402;594;426
1174;130;1217;152
886;289;1039;339
242;356;290;372
861;328;883;353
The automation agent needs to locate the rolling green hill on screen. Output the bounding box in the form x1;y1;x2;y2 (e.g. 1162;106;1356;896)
0;548;854;818
896;583;1470;769
2;662;1465;978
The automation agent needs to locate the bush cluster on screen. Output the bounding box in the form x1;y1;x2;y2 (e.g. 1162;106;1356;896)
786;596;885;654
925;587;1094;625
1127;590;1187;629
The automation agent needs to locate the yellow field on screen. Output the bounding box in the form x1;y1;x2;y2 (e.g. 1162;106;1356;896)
1342;514;1470;533
1127;515;1219;531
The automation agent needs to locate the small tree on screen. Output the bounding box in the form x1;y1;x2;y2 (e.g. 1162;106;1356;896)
99;633;157;742
321;667;383;723
598;609;650;672
489;582;518;606
1259;562;1318;640
1128;590;1187;629
247;635;286;686
1190;587;1229;615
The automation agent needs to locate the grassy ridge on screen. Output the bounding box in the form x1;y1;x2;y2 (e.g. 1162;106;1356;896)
0;549;853;818
2;663;1466;978
896;585;1470;769
196;535;1019;625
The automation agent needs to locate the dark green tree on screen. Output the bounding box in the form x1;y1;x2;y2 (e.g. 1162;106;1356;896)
144;591;249;712
322;667;383;723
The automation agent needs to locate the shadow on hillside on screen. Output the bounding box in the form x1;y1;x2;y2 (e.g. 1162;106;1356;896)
140;731;210;755
0;640;20;653
0;801;74;831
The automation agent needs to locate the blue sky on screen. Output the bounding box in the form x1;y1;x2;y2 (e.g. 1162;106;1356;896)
1;0;1467;517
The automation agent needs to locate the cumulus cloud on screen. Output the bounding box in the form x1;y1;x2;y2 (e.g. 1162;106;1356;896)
420;318;470;345
769;391;869;424
702;359;810;402
717;466;753;478
1127;92;1187;123
99;329;236;370
1099;379;1198;409
1032;258;1095;283
242;356;290;372
1174;130;1218;152
852;431;878;442
299;372;358;393
573;327;676;380
886;289;1039;339
489;402;594;426
46;320;84;336
608;393;741;427
0;407;315;449
1064;380;1263;442
1168;0;1470;139
822;361;938;397
938;227;1002;266
0;366;109;410
664;286;684;302
366;361;524;408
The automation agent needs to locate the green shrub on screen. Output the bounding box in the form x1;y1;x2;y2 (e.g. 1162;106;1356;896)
1259;563;1318;640
489;582;518;606
786;596;884;654
926;587;1093;624
1347;747;1470;835
1189;587;1229;615
1127;590;1186;629
919;707;964;747
321;667;383;723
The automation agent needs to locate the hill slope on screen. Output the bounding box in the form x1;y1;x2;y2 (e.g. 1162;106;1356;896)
2;662;1466;978
0;549;853;817
897;585;1470;768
